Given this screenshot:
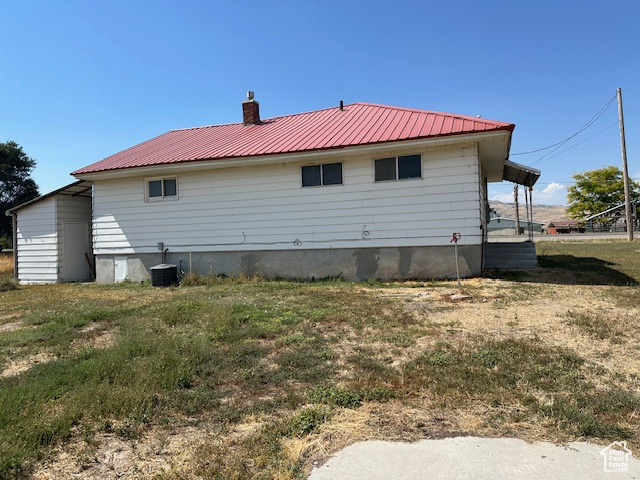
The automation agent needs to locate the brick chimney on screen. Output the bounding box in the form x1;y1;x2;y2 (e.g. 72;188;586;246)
242;91;260;125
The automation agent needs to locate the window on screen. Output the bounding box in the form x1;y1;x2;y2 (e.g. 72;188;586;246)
374;154;422;181
302;162;343;187
146;177;178;200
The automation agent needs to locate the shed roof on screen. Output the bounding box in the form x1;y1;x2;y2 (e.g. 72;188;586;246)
489;217;546;226
502;160;541;188
548;220;579;228
72;102;515;175
5;180;92;215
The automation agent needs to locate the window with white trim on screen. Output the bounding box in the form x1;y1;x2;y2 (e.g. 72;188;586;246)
146;177;178;201
302;162;343;187
374;154;422;181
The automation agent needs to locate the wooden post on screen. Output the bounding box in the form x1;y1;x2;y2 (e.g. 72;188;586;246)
514;185;520;235
529;186;534;241
617;88;633;241
11;212;18;280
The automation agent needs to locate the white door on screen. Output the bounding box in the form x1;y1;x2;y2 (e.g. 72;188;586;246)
114;256;128;283
63;223;91;282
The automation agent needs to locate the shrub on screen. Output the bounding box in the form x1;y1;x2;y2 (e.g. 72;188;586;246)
308;386;362;408
0;235;11;250
0;274;16;292
288;407;332;437
359;386;395;402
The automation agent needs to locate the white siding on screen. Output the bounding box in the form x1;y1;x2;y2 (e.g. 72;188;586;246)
478;149;489;242
93;145;483;254
16;197;58;283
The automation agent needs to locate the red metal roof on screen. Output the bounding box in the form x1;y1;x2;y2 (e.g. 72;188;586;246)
72;102;514;175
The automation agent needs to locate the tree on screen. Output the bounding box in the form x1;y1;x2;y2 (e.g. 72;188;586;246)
0;141;40;247
566;166;640;220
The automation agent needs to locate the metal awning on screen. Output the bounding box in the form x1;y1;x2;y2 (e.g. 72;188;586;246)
502;160;540;187
5;180;92;215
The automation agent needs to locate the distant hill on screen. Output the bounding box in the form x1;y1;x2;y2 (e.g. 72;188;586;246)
489;200;567;225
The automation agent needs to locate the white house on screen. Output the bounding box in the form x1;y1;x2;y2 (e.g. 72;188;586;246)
9;96;540;283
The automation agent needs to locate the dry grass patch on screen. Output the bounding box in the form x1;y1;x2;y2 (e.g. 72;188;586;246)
0;254;15;292
1;241;640;479
0;254;12;274
31;424;211;480
564;308;628;342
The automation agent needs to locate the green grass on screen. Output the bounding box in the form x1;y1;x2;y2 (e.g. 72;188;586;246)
0;280;403;478
1;241;640;478
536;239;640;285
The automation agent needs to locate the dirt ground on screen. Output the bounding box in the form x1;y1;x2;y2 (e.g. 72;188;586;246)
19;274;638;480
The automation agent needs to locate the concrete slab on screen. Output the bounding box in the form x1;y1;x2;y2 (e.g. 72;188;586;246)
308;437;638;480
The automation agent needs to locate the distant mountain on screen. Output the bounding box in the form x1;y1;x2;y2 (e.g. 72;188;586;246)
489;200;567;225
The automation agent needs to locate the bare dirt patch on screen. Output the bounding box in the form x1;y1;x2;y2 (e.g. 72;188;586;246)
74;323;116;350
32;425;210;480
1;352;57;378
0;320;23;333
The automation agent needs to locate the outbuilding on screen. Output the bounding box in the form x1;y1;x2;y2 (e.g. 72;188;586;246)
6;181;94;283
488;217;545;235
547;220;584;234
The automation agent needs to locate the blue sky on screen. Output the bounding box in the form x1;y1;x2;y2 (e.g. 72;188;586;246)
1;0;638;205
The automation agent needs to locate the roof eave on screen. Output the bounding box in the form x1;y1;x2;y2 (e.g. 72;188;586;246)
6;180;93;215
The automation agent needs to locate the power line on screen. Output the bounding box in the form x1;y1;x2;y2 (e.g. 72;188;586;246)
529;96;617;166
511;95;616;157
529;121;619;166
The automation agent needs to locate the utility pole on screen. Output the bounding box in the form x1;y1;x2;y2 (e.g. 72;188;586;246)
514;185;520;235
617;88;633;241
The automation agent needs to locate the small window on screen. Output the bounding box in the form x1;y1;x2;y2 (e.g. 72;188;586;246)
374;158;396;181
148;180;163;198
302;165;321;187
398;154;421;179
302;163;343;187
374;154;422;181
164;178;177;196
146;177;178;200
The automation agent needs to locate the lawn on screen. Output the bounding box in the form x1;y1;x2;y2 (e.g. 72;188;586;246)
0;240;639;479
0;254;14;291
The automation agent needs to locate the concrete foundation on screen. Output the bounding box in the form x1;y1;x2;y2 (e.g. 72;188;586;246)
95;245;482;284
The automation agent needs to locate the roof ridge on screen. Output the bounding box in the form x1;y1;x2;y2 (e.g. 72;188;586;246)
171;102;511;133
355;102;512;125
171;121;242;132
171;103;358;132
266;102;355;121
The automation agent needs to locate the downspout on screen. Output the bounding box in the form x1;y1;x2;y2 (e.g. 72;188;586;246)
11;212;18;281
